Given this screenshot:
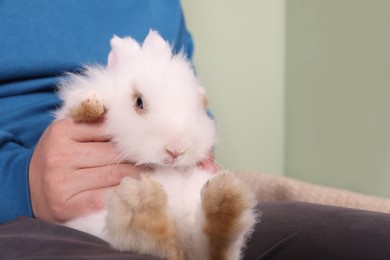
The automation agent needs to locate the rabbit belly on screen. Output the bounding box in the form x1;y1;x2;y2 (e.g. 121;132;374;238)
152;168;212;260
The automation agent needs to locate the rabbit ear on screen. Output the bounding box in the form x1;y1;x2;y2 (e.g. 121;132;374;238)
108;35;141;68
142;30;172;59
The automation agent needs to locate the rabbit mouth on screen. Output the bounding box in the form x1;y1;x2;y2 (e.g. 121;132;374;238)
162;157;176;165
162;156;188;167
133;159;196;170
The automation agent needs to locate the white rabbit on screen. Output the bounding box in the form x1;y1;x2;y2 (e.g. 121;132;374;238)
55;30;258;260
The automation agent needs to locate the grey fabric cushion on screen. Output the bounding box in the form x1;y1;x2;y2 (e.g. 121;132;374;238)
1;201;390;260
245;201;390;260
0;216;158;260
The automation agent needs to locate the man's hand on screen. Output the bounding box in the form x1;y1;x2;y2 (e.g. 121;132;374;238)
29;118;139;223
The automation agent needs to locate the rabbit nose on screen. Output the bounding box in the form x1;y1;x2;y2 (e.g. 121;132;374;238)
166;148;186;160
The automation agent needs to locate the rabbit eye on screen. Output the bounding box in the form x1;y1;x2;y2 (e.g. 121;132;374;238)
135;96;144;110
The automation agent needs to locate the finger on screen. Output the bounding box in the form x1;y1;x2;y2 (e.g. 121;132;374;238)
58;118;111;142
70;121;110;142
70;142;127;168
71;164;140;192
65;186;118;220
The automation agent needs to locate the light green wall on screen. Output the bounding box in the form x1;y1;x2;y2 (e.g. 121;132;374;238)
181;0;285;175
286;0;390;197
182;0;390;198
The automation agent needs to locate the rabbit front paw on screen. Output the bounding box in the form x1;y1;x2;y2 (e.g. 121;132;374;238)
68;94;105;122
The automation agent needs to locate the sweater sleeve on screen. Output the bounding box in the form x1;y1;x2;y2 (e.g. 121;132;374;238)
0;90;58;224
0;136;34;223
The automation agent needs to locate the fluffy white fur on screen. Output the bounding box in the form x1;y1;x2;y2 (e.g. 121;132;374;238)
56;30;258;260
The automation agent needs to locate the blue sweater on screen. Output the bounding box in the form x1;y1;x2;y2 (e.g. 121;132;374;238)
0;0;194;223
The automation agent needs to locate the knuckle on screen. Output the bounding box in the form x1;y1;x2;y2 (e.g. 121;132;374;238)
106;168;122;185
49;199;67;222
45;150;68;170
100;165;129;185
48;119;68;137
119;164;140;179
44;182;68;222
49;118;78;141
